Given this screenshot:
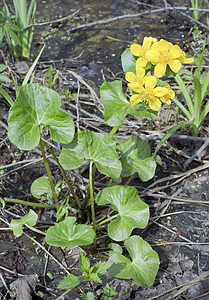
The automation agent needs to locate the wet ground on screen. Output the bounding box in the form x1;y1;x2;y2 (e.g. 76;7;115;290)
0;0;209;299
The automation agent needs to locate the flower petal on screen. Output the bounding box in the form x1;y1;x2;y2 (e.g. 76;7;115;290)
145;50;159;64
180;57;194;64
154;63;167;78
130;44;143;56
142;37;157;50
149;98;162;111
130;94;142;105
145;76;157;89
169;59;182;73
125;72;135;82
136;57;148;68
170;45;182;58
128;82;143;93
135;65;146;78
153;87;168;97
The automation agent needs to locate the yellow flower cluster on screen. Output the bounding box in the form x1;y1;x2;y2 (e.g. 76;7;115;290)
126;37;194;111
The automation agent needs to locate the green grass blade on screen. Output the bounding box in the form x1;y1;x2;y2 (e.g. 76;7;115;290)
201;69;209;102
200;101;209;125
22;44;45;85
193;75;202;128
154;120;192;154
172;97;192;120
0;86;14;106
175;73;194;115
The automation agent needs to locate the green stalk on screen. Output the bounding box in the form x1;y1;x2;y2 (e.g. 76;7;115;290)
42;140;81;208
89;162;96;234
39;138;59;211
96;214;118;228
108;125;120;139
4;198;56;209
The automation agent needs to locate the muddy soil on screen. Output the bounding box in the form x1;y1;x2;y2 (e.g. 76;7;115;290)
0;0;209;299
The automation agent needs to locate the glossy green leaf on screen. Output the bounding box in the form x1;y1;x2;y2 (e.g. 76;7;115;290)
58;274;81;290
116;135;157;181
121;48;136;73
100;80;156;126
84;292;95;300
8;83;75;150
59;130;122;178
96;185;149;241
108;235;160;287
10;209;38;237
45;216;95;247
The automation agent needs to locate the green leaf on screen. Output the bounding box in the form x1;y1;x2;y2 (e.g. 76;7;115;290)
88;273;102;283
45;216;96;247
10;209;38;237
116;135;157;181
8;83;75;150
79;253;91;272
108;236;160;287
95;185;149;241
103;283;117;297
121;48;136;73
92;260;113;275
56;196;69;222
0;64;8;72
100;80;156;126
59;130;122;178
84;292;95;300
30;176;52;200
0;74;10;83
58;273;81;289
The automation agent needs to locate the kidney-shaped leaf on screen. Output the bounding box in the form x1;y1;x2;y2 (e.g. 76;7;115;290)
8;83;75;150
100;80;156;127
108;235;160;287
95;185;149;241
45;216;95;247
59;130;122;178
116;135;157;181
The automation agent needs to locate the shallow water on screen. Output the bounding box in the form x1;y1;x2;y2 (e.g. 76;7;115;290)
33;0;192;83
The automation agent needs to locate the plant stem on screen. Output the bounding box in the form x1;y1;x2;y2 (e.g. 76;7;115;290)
96;214;118;228
39;138;59;211
4;198;56;209
42;140;81;208
89;162;96;233
108;125;120;139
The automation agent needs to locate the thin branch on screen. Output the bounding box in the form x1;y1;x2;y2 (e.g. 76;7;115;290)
22;10;80;30
66;6;209;33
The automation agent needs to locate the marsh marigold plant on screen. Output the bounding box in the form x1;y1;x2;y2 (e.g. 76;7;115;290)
127;37;194;111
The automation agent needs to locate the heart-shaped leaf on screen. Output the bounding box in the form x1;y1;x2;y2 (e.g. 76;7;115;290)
108;235;160;287
10;209;38;237
100;80;157;127
8;83;75;150
30;176;62;201
45;216;95;247
59;130;122;178
95;185;149;241
116;135;157;181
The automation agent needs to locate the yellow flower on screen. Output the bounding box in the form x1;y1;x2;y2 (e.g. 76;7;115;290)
145;39;194;78
125;63;147;85
128;76;169;111
160;86;175;104
130;37;158;68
